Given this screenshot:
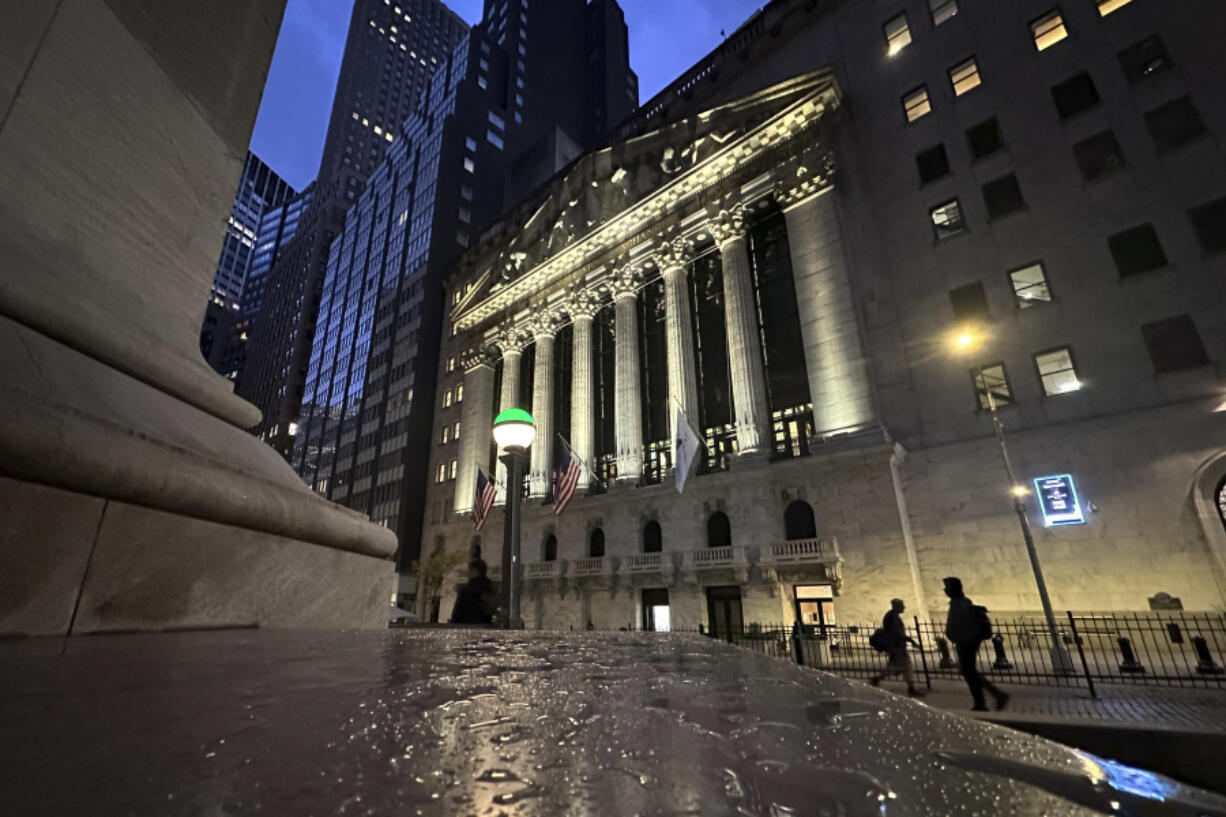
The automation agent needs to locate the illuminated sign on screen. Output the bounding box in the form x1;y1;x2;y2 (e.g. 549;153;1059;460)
1033;474;1084;527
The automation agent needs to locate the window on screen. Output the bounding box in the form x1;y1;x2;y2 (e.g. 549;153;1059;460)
441;426;450;444
707;512;732;548
966;117;1004;159
916;144;950;184
1188;196;1226;253
1073;131;1126;180
903;86;932;122
929;0;958;26
884;13;911;56
479;57;489;71
972;363;1013;409
1035;347;1082;395
982;174;1026;219
1097;0;1133;16
477;75;487;89
454;421;461;440
514;112;523;124
1142;316;1209;373
784;501;817;541
486;130;504;149
516;76;524;89
589;528;605;558
464;136;477;152
436;463;446;483
1108;224;1167;277
458;206;471;224
463;157;475;173
949;281;990;323
930;198;966;241
457;230;468;248
456;383;464;402
1051;73;1099;119
949;57;981;96
1031;10;1068;51
488;110;505;130
1119;36;1171;83
460;184;473;201
642;521;662;553
449;459;458;480
1144;96;1207;153
1009;262;1052;308
543;534;557;562
443;388;453;408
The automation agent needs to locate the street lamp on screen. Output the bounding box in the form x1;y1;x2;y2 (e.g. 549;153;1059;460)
953;328;1074;673
493;407;535;630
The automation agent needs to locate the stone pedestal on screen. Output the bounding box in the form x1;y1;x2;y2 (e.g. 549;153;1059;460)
0;1;396;636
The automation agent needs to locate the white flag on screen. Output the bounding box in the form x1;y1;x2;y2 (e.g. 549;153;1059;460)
673;401;702;495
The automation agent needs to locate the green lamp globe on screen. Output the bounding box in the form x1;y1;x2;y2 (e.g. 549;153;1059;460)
492;407;536;452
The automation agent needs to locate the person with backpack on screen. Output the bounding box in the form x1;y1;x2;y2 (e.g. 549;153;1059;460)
944;576;1009;711
868;598;923;697
449;559;497;625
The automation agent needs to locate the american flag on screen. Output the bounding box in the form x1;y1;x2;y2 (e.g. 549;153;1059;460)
553;442;582;516
472;467;497;530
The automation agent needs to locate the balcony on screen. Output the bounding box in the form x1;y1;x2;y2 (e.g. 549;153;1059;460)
622;552;665;574
572;557;614;578
759;538;842;588
525;561;563;581
683;546;748;571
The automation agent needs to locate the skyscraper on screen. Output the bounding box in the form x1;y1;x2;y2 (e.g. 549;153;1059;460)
291;0;638;575
241;0;468;453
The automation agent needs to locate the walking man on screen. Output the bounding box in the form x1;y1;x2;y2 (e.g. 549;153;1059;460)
944;577;1009;711
869;598;924;697
449;559;496;625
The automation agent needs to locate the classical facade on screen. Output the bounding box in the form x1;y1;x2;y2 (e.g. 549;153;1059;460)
421;0;1226;629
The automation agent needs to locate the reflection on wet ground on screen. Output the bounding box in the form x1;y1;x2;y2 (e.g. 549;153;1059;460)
2;629;1224;816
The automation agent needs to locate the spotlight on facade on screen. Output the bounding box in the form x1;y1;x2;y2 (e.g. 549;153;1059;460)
492;407;536;453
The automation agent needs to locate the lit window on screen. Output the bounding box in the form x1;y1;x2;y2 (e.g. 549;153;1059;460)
446;355;455;372
930;0;958;26
441;426;450;444
487;130;504;149
397;209;408;225
930;198;966;241
1097;0;1132;16
949;57;981;96
1008;262;1053;308
436;464;446;483
489;110;506;130
1035;347;1082;395
454;421;461;439
972;363;1013;409
450;459;458;480
465;136;477;152
463;157;475;173
456;384;464;402
443;388;453;408
884;14;911;56
1031;10;1068;50
903;86;931;122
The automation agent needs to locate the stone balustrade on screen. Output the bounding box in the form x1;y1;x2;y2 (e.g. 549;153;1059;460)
683;546;747;570
572;557;614;577
622;552;665;574
760;537;840;566
525;561;564;580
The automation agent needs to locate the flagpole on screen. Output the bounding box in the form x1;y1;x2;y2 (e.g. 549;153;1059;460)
557;432;604;489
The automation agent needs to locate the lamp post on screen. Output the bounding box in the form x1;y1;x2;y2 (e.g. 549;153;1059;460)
492;407;535;630
956;331;1074;673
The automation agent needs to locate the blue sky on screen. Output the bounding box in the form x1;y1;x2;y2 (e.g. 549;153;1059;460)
250;0;764;190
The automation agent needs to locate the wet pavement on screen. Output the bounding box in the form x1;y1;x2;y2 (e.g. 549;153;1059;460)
3;629;1226;816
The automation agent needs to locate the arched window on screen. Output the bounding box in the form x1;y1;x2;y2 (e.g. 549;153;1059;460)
784;500;817;541
589;528;605;558
707;512;731;548
643;520;663;553
543;534;557;562
1218;477;1226;533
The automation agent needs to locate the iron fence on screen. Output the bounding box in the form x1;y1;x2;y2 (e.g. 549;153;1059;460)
687;611;1226;696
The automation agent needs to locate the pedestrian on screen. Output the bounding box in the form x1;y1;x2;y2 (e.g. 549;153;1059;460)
869;598;924;697
449;559;496;625
944;577;1009;711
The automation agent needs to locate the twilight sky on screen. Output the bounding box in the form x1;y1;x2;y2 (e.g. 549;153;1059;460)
250;0;765;190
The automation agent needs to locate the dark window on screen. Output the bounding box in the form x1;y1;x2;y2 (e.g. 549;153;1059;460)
784;501;817;541
1009;262;1053;308
930;198;966;241
950;281;990;323
543;534;557;562
1051;73;1099;119
638;279;669;484
592;307;617;486
1073;131;1126;180
1142;315;1209;373
552;324;573;445
1108;224;1167;277
1144;96;1207;153
690;249;734;473
1188;197;1226;254
966;117;1004;159
518;341;535;408
1119;36;1171;83
972;363;1013;409
589;527;605;558
707;512;732;548
642;520;662;553
982;174;1026;219
916;144;950;184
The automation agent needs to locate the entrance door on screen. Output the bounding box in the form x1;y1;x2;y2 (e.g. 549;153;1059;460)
794;584;835;636
706;586;744;642
641;588;670;632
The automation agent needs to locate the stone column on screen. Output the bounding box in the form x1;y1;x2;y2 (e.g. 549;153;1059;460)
656;240;700;447
495;334;524;504
610;267;643;484
529;317;557;499
454;348;496;515
711;207;773;457
569;291;601;491
779;175;875;438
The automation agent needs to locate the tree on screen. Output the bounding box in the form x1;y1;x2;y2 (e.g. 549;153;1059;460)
411;548;468;620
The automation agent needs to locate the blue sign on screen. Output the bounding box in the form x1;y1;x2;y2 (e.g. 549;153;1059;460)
1033;474;1084;527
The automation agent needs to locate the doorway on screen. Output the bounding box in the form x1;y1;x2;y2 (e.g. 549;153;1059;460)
641;588;670;632
793;584;835;636
706;586;744;642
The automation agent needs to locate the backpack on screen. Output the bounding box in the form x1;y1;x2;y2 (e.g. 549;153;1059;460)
868;628;889;653
972;605;993;641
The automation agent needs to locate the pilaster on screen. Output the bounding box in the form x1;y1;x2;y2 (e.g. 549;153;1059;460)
454;346;497;516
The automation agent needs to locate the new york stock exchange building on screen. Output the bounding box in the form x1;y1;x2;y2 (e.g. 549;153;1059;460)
419;2;1226;630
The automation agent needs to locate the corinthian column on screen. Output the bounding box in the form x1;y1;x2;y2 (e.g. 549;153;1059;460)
656;239;699;448
569;291;602;491
610;267;642;484
528;314;558;499
495;330;526;504
455;346;496;515
711;206;772;456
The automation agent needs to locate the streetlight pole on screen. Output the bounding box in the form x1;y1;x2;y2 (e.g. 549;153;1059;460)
976;364;1073;673
498;448;528;629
